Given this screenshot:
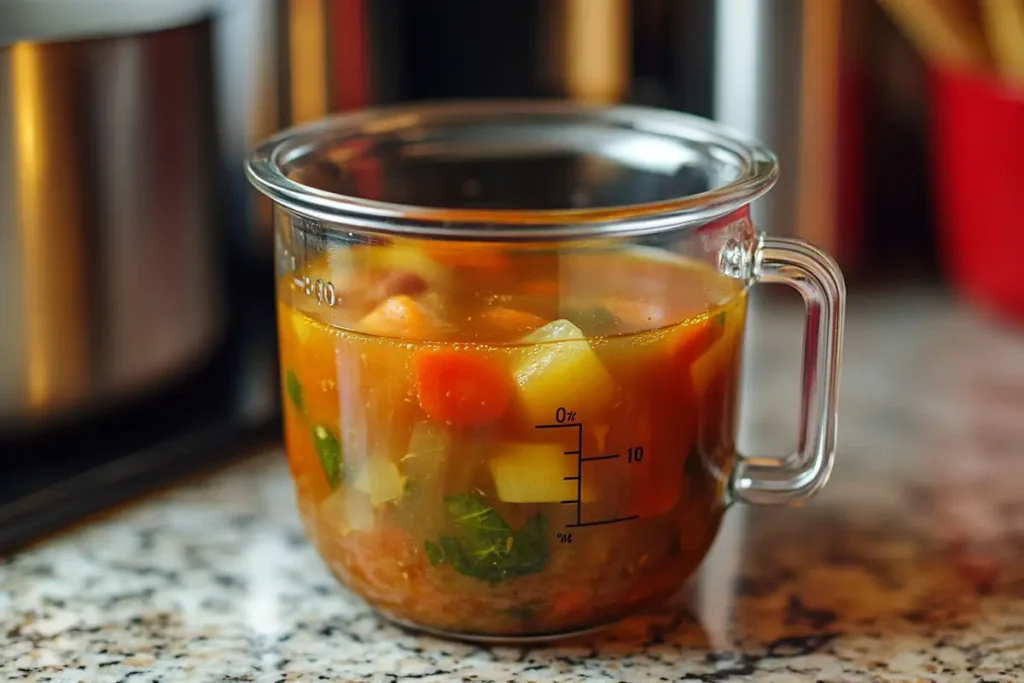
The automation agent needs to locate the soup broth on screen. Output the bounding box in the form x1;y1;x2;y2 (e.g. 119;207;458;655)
277;241;745;637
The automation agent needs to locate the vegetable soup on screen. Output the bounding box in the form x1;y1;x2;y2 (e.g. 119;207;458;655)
277;241;745;637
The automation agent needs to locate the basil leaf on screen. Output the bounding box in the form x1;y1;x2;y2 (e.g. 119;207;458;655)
424;540;444;566
428;494;549;583
508;512;549;575
311;425;343;490
432;540;479;577
714;310;727;328
285;368;304;412
446;494;513;548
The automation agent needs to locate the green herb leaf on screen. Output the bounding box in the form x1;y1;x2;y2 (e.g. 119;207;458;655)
285;368;304;412
714;310;727;328
446;494;513;542
434;536;479;578
424;540;444;566
509;512;549;575
311;424;343;490
428;494;549;583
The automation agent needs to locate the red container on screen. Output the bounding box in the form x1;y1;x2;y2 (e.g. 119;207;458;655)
930;67;1024;322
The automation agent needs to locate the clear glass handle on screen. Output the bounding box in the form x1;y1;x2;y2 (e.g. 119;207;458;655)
730;236;846;505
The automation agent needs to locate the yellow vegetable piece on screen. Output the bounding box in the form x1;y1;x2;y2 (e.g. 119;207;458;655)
489;442;595;503
513;320;615;424
353;456;407;506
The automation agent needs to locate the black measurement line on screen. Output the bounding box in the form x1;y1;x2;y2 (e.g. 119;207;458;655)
574;423;582;525
535;419;638;529
566;515;639;528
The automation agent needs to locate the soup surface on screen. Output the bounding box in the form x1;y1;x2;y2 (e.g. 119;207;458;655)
277;240;745;637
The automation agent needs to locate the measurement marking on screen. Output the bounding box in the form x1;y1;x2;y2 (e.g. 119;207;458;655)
566;515;639;528
574;422;583;524
536;417;638;528
581;454;619;463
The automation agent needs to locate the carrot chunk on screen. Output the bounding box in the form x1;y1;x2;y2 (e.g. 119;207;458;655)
479;307;547;336
413;349;511;427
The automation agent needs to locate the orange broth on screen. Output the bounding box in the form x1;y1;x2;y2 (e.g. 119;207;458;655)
277;243;745;637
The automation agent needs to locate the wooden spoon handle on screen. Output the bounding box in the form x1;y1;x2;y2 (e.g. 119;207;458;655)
877;0;989;70
980;0;1024;84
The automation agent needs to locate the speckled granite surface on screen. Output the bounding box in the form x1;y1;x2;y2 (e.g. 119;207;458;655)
4;290;1024;682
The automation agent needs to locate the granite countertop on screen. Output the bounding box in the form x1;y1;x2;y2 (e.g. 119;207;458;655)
4;289;1024;682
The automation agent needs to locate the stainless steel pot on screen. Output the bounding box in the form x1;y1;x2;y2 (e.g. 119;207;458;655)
0;3;226;432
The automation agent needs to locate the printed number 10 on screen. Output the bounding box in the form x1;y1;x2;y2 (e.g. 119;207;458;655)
627;446;644;463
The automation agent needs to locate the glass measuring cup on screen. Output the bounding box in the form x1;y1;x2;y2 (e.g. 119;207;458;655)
247;102;845;641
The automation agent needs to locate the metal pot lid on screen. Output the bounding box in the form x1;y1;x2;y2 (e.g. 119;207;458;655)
0;0;219;44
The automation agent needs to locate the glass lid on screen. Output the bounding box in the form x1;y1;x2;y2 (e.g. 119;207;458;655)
246;101;778;241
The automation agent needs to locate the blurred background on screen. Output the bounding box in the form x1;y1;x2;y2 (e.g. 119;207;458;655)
1;0;1022;552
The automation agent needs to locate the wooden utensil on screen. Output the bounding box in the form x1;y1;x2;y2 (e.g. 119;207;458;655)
979;0;1024;84
876;0;990;69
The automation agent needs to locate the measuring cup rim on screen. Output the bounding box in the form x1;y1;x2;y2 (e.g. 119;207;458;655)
245;100;779;241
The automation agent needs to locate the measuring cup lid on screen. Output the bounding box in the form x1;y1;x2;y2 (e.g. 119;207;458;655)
246;101;778;241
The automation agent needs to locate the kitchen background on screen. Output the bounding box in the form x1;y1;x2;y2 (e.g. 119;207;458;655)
0;0;1020;557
